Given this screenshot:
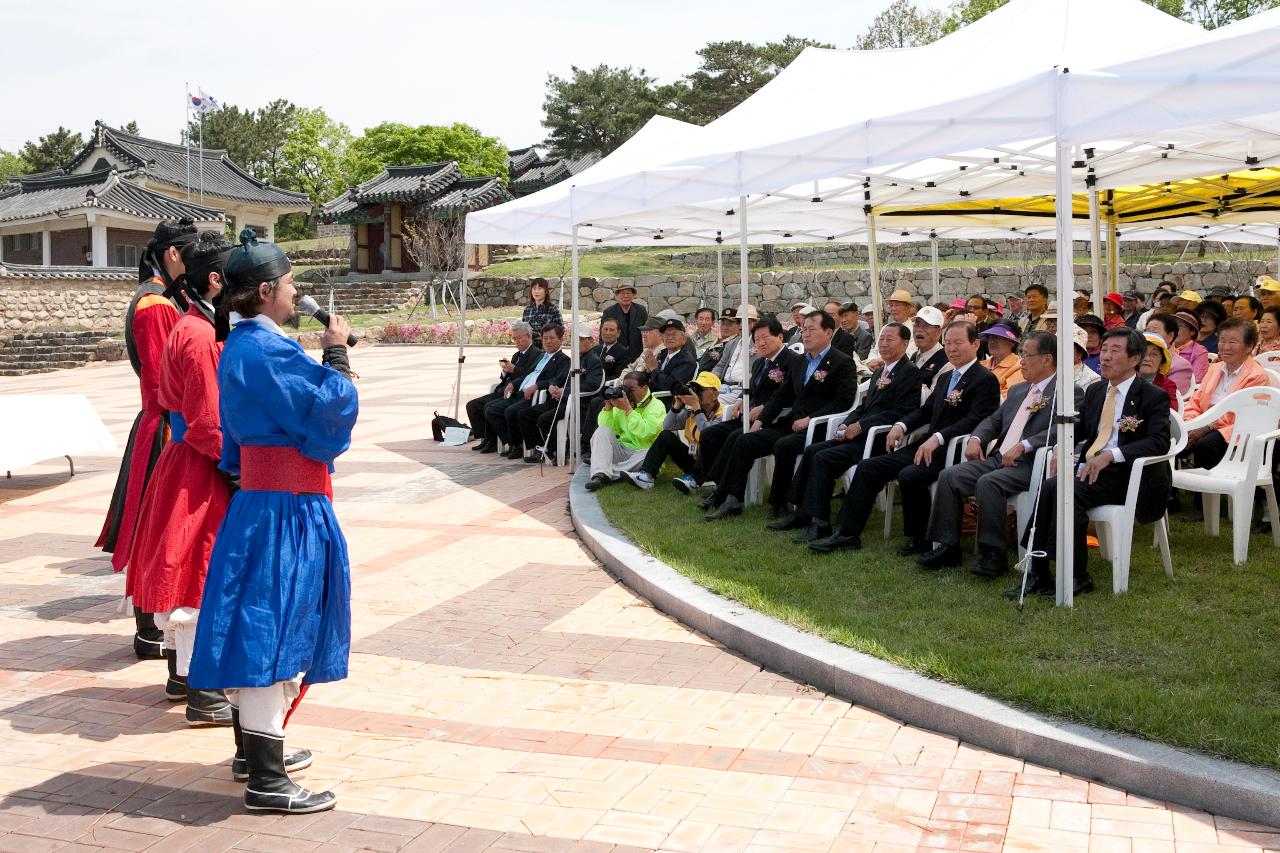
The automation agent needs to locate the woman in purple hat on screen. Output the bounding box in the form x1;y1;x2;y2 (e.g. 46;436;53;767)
978;322;1024;398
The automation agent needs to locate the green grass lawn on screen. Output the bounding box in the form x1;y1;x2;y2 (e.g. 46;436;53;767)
482;246;1255;280
596;473;1280;770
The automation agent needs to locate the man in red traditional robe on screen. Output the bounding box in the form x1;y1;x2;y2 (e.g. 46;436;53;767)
96;218;196;659
128;232;235;726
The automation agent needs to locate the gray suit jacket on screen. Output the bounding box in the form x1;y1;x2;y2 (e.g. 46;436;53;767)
970;377;1078;459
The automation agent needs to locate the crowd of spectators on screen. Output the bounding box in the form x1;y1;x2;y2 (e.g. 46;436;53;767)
463;273;1280;599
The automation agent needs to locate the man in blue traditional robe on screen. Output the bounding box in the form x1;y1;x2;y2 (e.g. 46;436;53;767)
188;231;358;815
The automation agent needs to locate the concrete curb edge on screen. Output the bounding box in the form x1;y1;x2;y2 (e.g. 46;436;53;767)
569;467;1280;826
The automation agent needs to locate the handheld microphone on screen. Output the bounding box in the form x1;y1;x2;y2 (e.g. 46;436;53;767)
298;295;357;347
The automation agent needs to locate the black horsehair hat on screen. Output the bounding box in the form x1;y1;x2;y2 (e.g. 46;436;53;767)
223;228;291;291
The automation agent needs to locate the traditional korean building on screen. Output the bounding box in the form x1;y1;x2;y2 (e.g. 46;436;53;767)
320;162;510;273
0;122;311;268
508;151;600;196
0;169;224;267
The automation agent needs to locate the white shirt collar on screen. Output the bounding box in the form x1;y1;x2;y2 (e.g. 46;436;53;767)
229;311;288;338
1110;374;1137;399
952;358;978;376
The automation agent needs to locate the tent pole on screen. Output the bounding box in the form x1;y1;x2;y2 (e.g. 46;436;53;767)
1107;212;1120;297
1053;141;1077;609
1089;190;1103;312
569;222;581;468
716;243;724;318
738;196;752;497
930;232;941;305
867;212;882;336
453;248;468;420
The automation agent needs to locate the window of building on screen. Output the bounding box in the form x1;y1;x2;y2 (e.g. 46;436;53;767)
114;245;138;268
23;234;38;251
2;235;13;254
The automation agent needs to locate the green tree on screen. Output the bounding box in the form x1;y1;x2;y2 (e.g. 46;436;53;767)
855;1;947;49
19;127;84;173
345;122;508;184
675;36;832;125
941;0;1265;32
120;120;140;135
188;99;297;184
279;107;352;205
542;64;667;158
0;149;28;179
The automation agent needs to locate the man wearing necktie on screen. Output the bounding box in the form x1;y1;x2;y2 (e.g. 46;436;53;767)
811;321;1000;554
1021;327;1172;598
770;322;922;544
917;332;1078;578
485;326;565;459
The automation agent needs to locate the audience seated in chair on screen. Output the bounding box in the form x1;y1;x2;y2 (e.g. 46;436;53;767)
584;371;666;492
621;371;725;492
468;322;541;453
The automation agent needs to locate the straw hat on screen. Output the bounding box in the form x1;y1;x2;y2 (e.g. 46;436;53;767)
1142;332;1172;375
887;288;914;304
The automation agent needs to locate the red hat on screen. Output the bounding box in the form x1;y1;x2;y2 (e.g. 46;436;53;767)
1103;292;1124;308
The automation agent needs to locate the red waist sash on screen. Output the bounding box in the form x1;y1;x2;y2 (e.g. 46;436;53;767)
240;446;332;496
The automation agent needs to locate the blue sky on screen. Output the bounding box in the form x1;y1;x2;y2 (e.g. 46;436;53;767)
1;0;947;154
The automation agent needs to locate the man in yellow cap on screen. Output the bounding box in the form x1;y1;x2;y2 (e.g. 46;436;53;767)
1173;289;1203;313
1258;275;1280;311
621;371;725;491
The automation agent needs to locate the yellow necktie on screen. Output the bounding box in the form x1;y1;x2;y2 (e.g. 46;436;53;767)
1085;385;1119;461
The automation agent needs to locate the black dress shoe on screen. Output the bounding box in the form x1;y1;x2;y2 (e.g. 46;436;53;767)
477;443;498;454
697;494;718;510
765;505;784;521
897;537;929;557
502;447;524;459
916;544;961;570
584;474;610;492
970;550;1009;579
809;533;862;553
704;496;743;521
792;522;831;544
523;451;545;464
471;440;487;452
767;511;809;532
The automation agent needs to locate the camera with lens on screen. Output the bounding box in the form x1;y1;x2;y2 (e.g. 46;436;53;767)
669;382;690;398
604;385;628;401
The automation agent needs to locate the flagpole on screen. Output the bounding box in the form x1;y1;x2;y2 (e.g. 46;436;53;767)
198;101;205;205
185;83;191;201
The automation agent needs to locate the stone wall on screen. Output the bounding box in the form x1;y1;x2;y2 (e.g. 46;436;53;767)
656;239;1265;269
0;275;134;331
458;258;1279;317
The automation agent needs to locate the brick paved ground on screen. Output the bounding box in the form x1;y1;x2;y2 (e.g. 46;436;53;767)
0;346;1276;852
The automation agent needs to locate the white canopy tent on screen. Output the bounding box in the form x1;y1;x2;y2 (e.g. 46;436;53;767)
465;0;1280;605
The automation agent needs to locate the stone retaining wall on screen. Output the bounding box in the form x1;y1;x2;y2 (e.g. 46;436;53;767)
657;239;1266;268
457;258;1278;316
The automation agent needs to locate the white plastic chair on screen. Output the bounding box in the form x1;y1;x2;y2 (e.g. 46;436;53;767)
1265;368;1280;389
1170;386;1280;564
1087;414;1186;593
1255;350;1280;371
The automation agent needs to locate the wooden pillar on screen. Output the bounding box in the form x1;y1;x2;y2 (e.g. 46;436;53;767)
41;229;51;266
382;205;391;271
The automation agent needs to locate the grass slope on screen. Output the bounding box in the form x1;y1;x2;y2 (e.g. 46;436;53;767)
596;472;1280;770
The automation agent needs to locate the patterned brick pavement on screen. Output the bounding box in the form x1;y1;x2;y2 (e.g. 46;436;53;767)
0;346;1275;852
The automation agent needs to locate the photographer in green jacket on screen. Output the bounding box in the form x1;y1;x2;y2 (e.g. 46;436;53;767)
584;371;665;492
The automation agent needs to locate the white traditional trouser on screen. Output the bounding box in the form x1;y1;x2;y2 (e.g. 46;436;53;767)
590;428;648;480
154;607;199;677
226;676;304;740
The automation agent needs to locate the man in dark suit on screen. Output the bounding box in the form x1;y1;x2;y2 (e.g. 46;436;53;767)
1017;327;1172;598
838;302;874;361
592;318;629;381
811;321;1000;553
469;321;541;452
771;322;922;543
784;302;813;344
600;284;647;361
694;316;801;489
917;331;1077;577
486;324;570;459
522;328;604;463
703;311;858;521
643;318;699;404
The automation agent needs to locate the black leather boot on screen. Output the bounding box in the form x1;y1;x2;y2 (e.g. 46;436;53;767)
186;688;234;727
230;709;313;783
163;649;187;702
133;608;164;660
242;731;335;814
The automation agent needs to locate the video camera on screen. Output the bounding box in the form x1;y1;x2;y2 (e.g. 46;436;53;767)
604;385;628;401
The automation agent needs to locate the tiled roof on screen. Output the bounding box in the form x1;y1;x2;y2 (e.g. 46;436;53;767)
506;147;542;180
0;169;225;225
319;163;509;222
0;262;137;281
423;177;512;213
66;123;311;210
509;152;600;194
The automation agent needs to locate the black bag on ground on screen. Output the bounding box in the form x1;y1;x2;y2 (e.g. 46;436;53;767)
431;411;469;441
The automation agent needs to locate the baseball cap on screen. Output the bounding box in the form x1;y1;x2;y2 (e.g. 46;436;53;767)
658;317;686;333
1257;275;1280;293
914;305;945;327
689;371;722;394
1178;289;1203;304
